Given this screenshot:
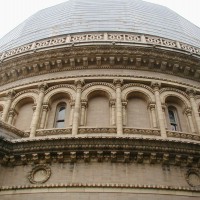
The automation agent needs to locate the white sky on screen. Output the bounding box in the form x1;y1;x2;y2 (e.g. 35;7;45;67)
0;0;200;39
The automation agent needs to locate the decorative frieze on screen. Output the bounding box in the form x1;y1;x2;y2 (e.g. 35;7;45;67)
36;128;72;136
1;32;199;62
123;128;160;136
79;127;117;134
167;131;200;141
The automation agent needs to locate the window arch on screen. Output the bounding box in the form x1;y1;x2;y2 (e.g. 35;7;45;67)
54;102;66;128
168;106;180;131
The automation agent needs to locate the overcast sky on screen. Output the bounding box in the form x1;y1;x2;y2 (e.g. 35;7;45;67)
0;0;200;39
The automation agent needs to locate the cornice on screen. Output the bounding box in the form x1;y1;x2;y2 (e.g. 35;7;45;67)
0;44;200;89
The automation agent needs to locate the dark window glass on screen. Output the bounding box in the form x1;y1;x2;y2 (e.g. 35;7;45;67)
55;104;66;128
168;107;178;131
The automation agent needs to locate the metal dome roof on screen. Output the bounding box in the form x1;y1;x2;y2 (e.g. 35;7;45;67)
1;0;200;52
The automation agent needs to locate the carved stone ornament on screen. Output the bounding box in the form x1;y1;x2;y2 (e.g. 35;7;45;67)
185;169;200;187
28;164;51;184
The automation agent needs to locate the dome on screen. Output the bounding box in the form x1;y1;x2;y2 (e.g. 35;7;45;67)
1;1;200;200
1;0;200;52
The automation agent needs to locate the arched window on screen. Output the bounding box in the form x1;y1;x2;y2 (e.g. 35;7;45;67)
54;103;66;128
168;106;179;131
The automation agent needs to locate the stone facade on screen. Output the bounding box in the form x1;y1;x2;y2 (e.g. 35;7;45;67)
0;2;200;200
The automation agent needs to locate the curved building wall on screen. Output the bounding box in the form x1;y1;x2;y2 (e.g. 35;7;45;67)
0;1;200;200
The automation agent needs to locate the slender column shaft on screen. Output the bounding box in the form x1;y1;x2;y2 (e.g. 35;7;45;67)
110;99;116;126
114;79;123;135
72;80;84;135
149;104;157;128
80;101;87;126
185;110;196;133
122;101;127;126
2;90;15;122
7;109;15;125
39;105;49;129
69;101;75;126
162;105;168;129
30;83;47;137
152;83;166;137
189;94;200;134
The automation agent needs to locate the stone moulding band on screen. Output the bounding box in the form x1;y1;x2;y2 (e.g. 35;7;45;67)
0;183;200;193
1;32;200;61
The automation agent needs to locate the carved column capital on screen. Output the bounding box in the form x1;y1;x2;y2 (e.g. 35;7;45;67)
148;102;156;110
81;99;88;107
32;104;37;111
113;79;123;87
8;108;17;117
122;100;128;107
42;103;50;111
74;79;85;89
151;82;161;91
184;107;192;116
69;100;75;107
109;99;116;106
38;82;48;93
7;89;16;99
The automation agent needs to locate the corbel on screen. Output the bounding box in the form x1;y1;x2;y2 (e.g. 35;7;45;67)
32;153;39;164
56;59;63;68
20;154;27;164
83;57;88;67
137;152;143;163
173;63;179;73
44;61;51;70
44;153;51;163
150;153;157;164
136;57;142;67
96;57;101;66
187;156;193;167
162;153;169;165
111;151;117;162
97;151;103;162
84;151;90;162
57;152;64;162
184;66;190;76
160;61;167;71
70;152;76;163
124;152;130;163
175;154;181;166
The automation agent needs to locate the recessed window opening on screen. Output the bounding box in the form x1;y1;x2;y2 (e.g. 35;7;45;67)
168;106;179;131
54;103;66;128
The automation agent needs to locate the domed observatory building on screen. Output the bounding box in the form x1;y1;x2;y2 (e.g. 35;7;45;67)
0;0;200;199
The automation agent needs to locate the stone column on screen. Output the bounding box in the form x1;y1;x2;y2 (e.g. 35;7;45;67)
162;104;168;129
110;99;116;126
30;83;48;137
122;100;127;126
114;79;123;135
72;79;84;135
39;103;49;129
7;109;17;125
2;90;16;122
186;88;200;134
69;100;75;126
151;82;166;138
148;103;157;128
184;108;196;133
80;100;87;126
